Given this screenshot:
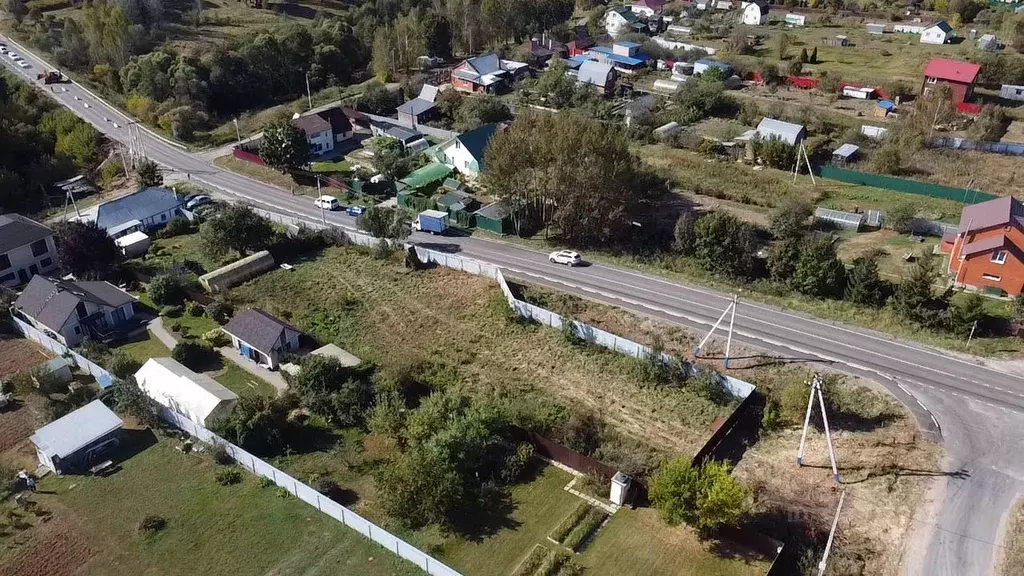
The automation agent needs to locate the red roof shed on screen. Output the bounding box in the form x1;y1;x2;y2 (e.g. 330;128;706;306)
921;58;982;106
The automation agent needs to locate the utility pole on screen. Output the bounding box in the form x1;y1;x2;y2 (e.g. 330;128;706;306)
233;118;242;145
305;72;313;109
797;374;840;484
62;186;81;221
818;491;846;576
966;320;978;349
695;296;739;368
317;176;325;227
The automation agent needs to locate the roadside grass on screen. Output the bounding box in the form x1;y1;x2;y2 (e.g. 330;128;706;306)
30;438;422;576
580;507;767;576
999;498;1024;576
211;362;277;398
228;245;735;455
212;155;321;197
311;159;354;173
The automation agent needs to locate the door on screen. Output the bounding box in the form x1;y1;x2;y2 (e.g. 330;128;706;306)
17;269;29;284
112;306;126;325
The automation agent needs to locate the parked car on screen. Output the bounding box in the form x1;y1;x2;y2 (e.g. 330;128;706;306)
314;195;340;211
0;47;7;54
549;250;582;266
185;195;211;210
412;210;449;235
18;61;30;69
8;52;19;60
346;205;366;217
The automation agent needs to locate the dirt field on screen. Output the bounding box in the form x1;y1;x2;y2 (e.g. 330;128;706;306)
0;339;50;381
0;512;94;576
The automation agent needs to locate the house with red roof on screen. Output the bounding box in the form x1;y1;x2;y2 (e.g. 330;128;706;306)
944;196;1024;297
920;58;981;106
631;0;665;17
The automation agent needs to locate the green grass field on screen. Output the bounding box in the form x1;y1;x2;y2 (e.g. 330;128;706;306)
311;159;354;173
213;155;321;197
211;361;278;397
30;439;422;576
116;331;172;364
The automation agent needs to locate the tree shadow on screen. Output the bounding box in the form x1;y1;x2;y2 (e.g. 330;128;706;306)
448;484;521;542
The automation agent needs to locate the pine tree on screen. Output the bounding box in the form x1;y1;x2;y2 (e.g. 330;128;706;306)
798;47;809;63
844;252;888;308
809;46;818;64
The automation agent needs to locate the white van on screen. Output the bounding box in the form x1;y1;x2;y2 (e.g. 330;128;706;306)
314;195;340;211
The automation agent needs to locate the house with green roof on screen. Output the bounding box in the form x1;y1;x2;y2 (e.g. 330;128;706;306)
396;163;453;210
435;123;503;178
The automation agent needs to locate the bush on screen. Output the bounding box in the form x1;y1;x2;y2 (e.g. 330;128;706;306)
649;457;750;532
886;202;916;233
171;341;218;371
159;305;183;318
258;476;276;488
106;350;142;380
209;441;233;465
202;329;230;347
156;217;194;239
215;468;243;486
871;145;903;175
168;321;182;333
186;301;205;317
206;301;234;324
137;514;167;534
149;275;187;307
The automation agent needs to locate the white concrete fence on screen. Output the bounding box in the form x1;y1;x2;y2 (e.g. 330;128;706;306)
11;317;115;388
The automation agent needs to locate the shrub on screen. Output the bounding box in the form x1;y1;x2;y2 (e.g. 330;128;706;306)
171;341;218;371
649;457;750;532
206;301;234;324
258;476;275;488
311;475;340;497
156;217;194;239
159;305;183;318
563;508;607;550
886;202;916;233
149;275;187;307
186;301;205;317
106;350;142;380
215;468;243;486
168;321;182;333
501;442;535;484
209;441;233;465
275;487;292;498
550;502;590;543
871;145;902;175
202;329;230;347
137;514;167;534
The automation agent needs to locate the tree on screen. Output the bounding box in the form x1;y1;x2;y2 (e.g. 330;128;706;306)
776;32;792;60
199;204;276;257
949;293;987;338
356;205;410;241
892;254;949;329
752;136;797;170
291;355;374;427
106;350;142;380
845;252;888;308
693;211;759;278
673;212;699;255
55;221;121;280
453;97;512;132
798;47;809;63
872;145;903;175
148;274;187;306
109;375;161;428
368;137;413;181
792;236;847;299
171;341;217;371
886;202;916;233
649;457;749;532
770;197;812;239
210;395;292;455
767;237;801;283
260;120;309;173
135;159;163;188
809;47;818;64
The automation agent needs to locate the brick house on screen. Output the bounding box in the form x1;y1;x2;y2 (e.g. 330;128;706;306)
451;54;529;94
920;58;981;106
944;196;1024;296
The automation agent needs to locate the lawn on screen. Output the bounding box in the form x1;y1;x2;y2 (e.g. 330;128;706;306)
116;331;173;364
311;159;354;173
9;439;423;576
211;361;278;397
228;246;734;456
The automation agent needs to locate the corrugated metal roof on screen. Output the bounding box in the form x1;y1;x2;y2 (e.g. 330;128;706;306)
833;143;859;158
923;58;981;84
578;60;615;87
961;234;1007;257
96;187;185;230
756;117;806;145
31;400;122;459
958;195;1024;232
396;98;437;116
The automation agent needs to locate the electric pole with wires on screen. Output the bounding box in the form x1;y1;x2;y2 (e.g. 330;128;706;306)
797;373;840;484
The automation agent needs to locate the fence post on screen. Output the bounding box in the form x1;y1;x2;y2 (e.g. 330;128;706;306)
316;494;322;512
292;480;298;496
251;455;256;473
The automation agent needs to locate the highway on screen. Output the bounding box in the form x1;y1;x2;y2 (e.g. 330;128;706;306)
4;35;1024;575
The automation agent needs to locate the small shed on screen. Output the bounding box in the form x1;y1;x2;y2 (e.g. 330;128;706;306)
977;34;998;51
785;13;806;26
31;400;123;475
199;250;276;292
861;125;888;139
474;201;514;235
1000;84;1024;102
36;356;73;386
823;35;849;47
842;86;876;99
755;118;806;146
831;143;859;164
866;23;886;35
135;358;238;427
693;59;732;77
115;230;151;258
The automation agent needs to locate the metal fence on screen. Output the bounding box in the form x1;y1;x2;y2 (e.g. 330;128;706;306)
819;165;996;204
11;317;114;388
160;409;461;576
930;137;1024;157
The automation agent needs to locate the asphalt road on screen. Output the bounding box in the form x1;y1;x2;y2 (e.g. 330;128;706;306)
4;36;1024;575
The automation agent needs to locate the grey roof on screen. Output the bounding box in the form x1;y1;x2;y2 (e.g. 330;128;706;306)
958;196;1024;233
929;20;953;33
475;201;512;221
0;213;53;255
578;60;615;88
624;94;657;115
466;53;502;75
756;117;806;145
292;113;332;135
832;143;859;158
396;98;437;116
13;276;135;332
418;85;440;103
222;308;300;355
961;234;1007;257
311;343;362;367
106;219;143;236
31;400;123;459
96;187;185;230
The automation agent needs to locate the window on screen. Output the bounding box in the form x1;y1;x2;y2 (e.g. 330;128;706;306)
39;257;52;269
30;239;48;257
982;273;1001;281
0;272;14;284
992;250;1008;264
73;325;82;335
0;254;9;271
161;214;167;222
927;77;937;84
76;301;88;320
28;264;37;276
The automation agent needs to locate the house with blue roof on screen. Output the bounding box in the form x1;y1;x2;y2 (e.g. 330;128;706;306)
586;42;651;73
95;187;187;237
435;123;503;178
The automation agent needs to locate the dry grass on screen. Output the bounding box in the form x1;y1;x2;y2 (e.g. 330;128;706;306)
999;498;1024;576
906;148;1024;199
0;338;51;381
835;229;941;282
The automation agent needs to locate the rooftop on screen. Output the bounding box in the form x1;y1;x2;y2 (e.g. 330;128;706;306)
958;195;1024;233
222;308;301;355
0;213;53;254
475;200;512;221
961;234;1008;257
14;276;135;331
96;187;185;231
31;400;123;459
756;117;806;145
923;58;981;84
400;162;453;190
578;60;616;87
396;98;437;116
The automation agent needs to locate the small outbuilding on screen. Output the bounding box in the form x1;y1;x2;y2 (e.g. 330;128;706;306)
199;250;276;292
114;230;151;258
693;59;732;77
831;143;859;164
474;201;514;235
823;35;849;47
1000;84;1024;102
920;21;954;45
222;308;301;370
740;0;769;25
31;400;123;475
784;13;805;26
977;34;998;51
755;118;806;146
135;358;238;427
36;356;73;386
866;23;886;35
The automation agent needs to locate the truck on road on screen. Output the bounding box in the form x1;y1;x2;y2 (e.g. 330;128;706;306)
412;210;449;235
37;70;66;84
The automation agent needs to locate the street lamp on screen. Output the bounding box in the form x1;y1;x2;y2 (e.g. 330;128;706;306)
233;118;241;145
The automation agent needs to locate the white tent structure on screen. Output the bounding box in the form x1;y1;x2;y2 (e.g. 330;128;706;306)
135;358;238;426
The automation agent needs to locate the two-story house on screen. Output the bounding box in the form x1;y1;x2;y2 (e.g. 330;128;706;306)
451;54;529;94
12;276;137;346
944;196;1024;297
0;214;57;288
291;107;354;156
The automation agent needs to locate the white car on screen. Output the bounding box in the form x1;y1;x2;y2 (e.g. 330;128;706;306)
549;250;582;266
313;195;339;211
0;47;7;54
185;195;211;210
8;53;19;60
17;61;29;69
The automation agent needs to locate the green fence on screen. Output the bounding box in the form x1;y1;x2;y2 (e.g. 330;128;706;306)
819;166;996;205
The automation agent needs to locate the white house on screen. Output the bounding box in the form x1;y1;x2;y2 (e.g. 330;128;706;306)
96;187;186;235
12;276;137;347
291;107;354;156
1000;84;1024;102
135;358;239;427
602;7;641;36
437;123;501;178
630;0;665;17
221;308;301;370
921;21;954;44
0;214;57;288
740;0;769;25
